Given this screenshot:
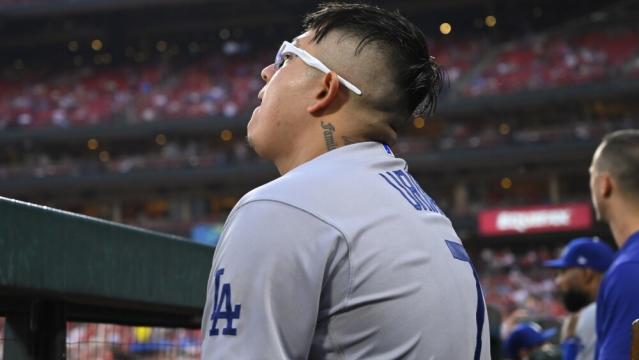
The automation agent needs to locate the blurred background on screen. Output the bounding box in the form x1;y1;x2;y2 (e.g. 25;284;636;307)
0;0;638;358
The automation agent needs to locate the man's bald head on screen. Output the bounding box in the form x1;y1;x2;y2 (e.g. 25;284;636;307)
303;2;443;131
593;129;639;200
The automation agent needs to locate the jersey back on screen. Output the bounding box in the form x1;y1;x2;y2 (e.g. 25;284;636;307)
201;142;490;360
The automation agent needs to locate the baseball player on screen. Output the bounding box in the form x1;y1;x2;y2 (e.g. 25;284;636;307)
589;129;639;359
543;237;615;360
504;322;560;360
201;3;490;359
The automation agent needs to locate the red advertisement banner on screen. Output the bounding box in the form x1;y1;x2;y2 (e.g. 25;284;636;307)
478;202;593;236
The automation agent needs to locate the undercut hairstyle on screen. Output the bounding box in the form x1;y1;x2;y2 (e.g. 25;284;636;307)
596;129;639;198
304;2;444;129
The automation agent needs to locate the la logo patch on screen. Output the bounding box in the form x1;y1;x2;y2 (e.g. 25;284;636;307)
209;268;241;336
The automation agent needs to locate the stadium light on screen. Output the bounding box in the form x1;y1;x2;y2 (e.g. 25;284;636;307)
220;130;233;141
500;177;512;190
156;41;168;53
440;22;452;35
99;151;110;162
87;139;99;150
219;28;231;40
91;39;103;51
485;16;497;28
499;123;511;135
155;134;167;145
68;41;79;52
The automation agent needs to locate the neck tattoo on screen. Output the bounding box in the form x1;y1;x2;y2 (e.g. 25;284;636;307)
321;121;337;151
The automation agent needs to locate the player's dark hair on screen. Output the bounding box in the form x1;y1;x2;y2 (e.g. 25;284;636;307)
597;129;639;197
303;2;444;129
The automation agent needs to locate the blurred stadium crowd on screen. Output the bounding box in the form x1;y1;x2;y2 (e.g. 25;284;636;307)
3;113;633;183
1;22;638;130
0;318;201;359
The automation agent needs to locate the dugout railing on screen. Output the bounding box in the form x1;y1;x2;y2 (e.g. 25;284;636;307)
0;196;213;359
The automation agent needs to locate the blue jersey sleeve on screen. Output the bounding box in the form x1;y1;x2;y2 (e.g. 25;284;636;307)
596;262;639;360
561;337;580;360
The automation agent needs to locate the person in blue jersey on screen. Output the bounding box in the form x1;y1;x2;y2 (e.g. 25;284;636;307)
544;237;615;360
505;322;560;360
200;2;491;359
589;129;639;359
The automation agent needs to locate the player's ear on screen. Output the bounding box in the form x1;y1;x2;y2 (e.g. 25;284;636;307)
600;173;613;199
307;71;340;114
582;268;596;284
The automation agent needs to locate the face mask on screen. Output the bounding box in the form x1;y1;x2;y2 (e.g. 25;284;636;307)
561;288;591;312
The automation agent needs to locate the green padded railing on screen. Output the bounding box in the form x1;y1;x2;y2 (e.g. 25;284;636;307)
0;196;214;315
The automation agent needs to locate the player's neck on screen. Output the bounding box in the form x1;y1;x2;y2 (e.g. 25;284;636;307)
272;129;327;175
608;202;639;248
273;119;365;175
274;147;324;175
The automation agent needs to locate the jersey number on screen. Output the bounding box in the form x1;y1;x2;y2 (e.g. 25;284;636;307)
445;240;485;360
209;268;241;336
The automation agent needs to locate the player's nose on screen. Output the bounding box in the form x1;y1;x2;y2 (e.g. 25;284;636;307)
261;64;275;83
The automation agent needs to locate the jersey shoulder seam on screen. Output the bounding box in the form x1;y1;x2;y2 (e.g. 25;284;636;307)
607;260;639;275
229;197;354;356
231;197;344;233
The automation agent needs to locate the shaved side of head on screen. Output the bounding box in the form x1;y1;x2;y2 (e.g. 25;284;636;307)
595;129;639;200
303;3;444;138
306;30;406;141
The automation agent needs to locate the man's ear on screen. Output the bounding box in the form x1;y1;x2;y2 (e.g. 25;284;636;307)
307;71;340;114
582;268;596;284
600;173;613;199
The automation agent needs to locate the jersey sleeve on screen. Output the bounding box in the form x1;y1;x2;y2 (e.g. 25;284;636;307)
200;199;344;359
560;337;580;360
596;262;639;360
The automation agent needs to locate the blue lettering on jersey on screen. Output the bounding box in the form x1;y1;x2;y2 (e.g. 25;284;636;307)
209;268;241;336
445;240;485;360
379;170;444;215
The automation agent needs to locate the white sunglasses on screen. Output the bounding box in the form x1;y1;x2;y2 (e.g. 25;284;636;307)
275;41;363;96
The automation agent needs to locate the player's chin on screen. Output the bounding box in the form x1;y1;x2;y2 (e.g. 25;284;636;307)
246;135;255;150
246;118;261;153
246;134;268;159
247;106;260;132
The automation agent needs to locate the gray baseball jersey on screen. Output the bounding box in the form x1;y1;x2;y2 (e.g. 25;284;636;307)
575;303;597;360
201;142;490;359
